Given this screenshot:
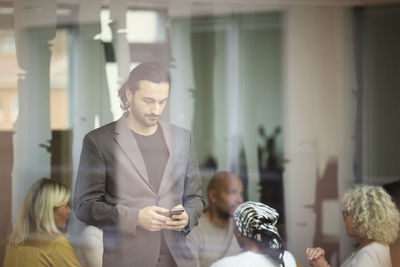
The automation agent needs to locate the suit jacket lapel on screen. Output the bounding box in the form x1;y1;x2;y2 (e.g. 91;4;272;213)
114;116;152;190
158;121;176;195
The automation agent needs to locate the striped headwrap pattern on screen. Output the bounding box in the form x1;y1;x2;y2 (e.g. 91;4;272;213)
233;201;285;266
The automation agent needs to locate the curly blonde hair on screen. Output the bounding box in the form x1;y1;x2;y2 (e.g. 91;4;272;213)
342;185;400;244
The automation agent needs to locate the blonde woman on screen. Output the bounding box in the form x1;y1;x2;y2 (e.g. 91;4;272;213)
306;185;400;267
4;178;81;267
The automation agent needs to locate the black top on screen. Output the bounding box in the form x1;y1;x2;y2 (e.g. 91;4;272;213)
131;125;169;193
132;125;171;256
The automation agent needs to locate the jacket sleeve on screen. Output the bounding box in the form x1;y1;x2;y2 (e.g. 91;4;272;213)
73;133;139;234
182;132;205;234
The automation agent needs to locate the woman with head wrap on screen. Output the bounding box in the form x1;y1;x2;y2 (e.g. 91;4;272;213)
306;185;400;267
4;178;81;267
211;201;297;267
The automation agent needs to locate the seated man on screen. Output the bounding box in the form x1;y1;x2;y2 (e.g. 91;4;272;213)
186;171;243;267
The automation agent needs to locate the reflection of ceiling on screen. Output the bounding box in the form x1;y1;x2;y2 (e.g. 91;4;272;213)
0;0;398;25
0;0;398;89
1;0;398;29
50;0;400;7
1;0;400;12
143;0;400;16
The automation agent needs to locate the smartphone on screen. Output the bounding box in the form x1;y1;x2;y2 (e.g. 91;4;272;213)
169;208;185;216
159;208;185;217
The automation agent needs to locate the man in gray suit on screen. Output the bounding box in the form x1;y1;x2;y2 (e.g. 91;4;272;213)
74;63;204;267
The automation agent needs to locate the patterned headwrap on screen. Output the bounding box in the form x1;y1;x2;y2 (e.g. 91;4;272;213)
233;201;285;266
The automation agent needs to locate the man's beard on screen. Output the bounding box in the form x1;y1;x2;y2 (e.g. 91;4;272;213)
132;110;159;128
216;207;231;220
144;114;160;126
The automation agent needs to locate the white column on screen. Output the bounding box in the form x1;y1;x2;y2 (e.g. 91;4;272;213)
225;17;241;174
69;0;113;240
283;6;355;266
335;8;358;263
70;0;113;177
110;0;130;83
12;0;56;224
168;4;196;130
71;0;100;179
224;17;262;201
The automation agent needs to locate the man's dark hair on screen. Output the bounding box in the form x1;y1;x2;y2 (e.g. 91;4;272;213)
207;171;229;198
119;62;170;111
207;171;240;202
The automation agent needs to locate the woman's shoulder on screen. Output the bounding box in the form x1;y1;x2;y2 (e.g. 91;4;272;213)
20;234;66;249
343;242;391;267
283;250;297;267
4;243;55;267
49;235;82;266
3;235;71;267
24;235;78;261
359;242;390;255
210;252;251;267
50;235;76;253
211;251;289;267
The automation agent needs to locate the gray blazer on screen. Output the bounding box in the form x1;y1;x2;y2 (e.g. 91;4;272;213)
74;116;204;267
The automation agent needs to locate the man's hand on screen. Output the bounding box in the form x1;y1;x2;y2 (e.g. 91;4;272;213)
163;204;189;231
137;206;171;231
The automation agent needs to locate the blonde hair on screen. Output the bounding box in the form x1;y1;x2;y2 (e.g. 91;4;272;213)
9;178;71;245
342;185;400;244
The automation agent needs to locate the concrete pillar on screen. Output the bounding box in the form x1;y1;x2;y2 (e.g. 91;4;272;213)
168;4;196;130
69;0;113;240
225;17;241;176
12;0;56;223
282;6;356;266
110;0;130;83
70;0;113;176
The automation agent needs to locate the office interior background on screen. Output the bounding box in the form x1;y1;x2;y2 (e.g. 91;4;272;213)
0;0;399;266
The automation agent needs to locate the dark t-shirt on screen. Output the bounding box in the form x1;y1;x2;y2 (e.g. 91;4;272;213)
131;125;169;193
132;125;172;257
